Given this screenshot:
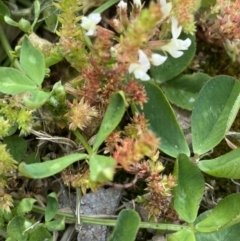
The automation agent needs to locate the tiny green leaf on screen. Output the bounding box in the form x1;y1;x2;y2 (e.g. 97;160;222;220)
23;90;51;109
196;193;240;232
20;36;45;85
0;67;36;94
19;153;88;179
140;81;190;157
4;16;19;27
108;209;140;241
192;75;240;155
90;154;116;182
45;48;64;67
167;229;196;241
93;92;126;151
198;148;240;178
173;154;205;223
18;18;31;32
17;198;36;215
43;5;59;32
31;0;41;30
51;81;66;104
45;192;58;222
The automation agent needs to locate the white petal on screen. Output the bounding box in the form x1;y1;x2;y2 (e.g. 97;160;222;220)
81;14;101;36
118;0;127;9
160;39;176;52
171;17;182;39
168;49;183;58
128;63;140;73
88;13;101;24
138;50;150;72
86;28;95;36
150;53;167;66
133;0;142;7
134;68;150;81
182;38;191;48
80;16;92;29
160;0;172;18
175;38;191;50
160;36;191;58
160;41;182;58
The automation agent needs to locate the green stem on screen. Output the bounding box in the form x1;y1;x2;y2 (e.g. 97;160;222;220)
29;203;188;232
72;129;93;155
0;25;22;70
92;0;120;14
139;222;187;231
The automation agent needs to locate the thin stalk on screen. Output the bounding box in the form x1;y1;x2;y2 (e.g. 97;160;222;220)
0;25;22;70
26;202;188;232
72;129;92;154
139;222;188;231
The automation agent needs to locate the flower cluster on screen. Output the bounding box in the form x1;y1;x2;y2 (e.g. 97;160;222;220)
0;102;33;136
104;113;176;221
128;16;191;80
62;167;101;194
0;144;17;213
144;173;176;221
112;130;159;171
171;0;201;34
55;0;88;71
65;98;98;131
79;0;191;81
199;0;240;62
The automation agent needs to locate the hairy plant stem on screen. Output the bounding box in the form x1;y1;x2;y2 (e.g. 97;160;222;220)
17;201;189;232
72;129;93;154
0;25;22;70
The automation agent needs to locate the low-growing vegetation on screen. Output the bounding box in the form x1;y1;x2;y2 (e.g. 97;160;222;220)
1;0;240;240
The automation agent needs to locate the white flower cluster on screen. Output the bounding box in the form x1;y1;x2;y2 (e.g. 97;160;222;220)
129;17;191;81
80;0;192;81
128;0;191;81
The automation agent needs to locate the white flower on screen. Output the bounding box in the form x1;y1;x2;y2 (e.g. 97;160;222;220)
159;0;172;18
150;53;167;66
160;17;191;58
129;50;151;81
80;13;101;36
118;0;127;9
